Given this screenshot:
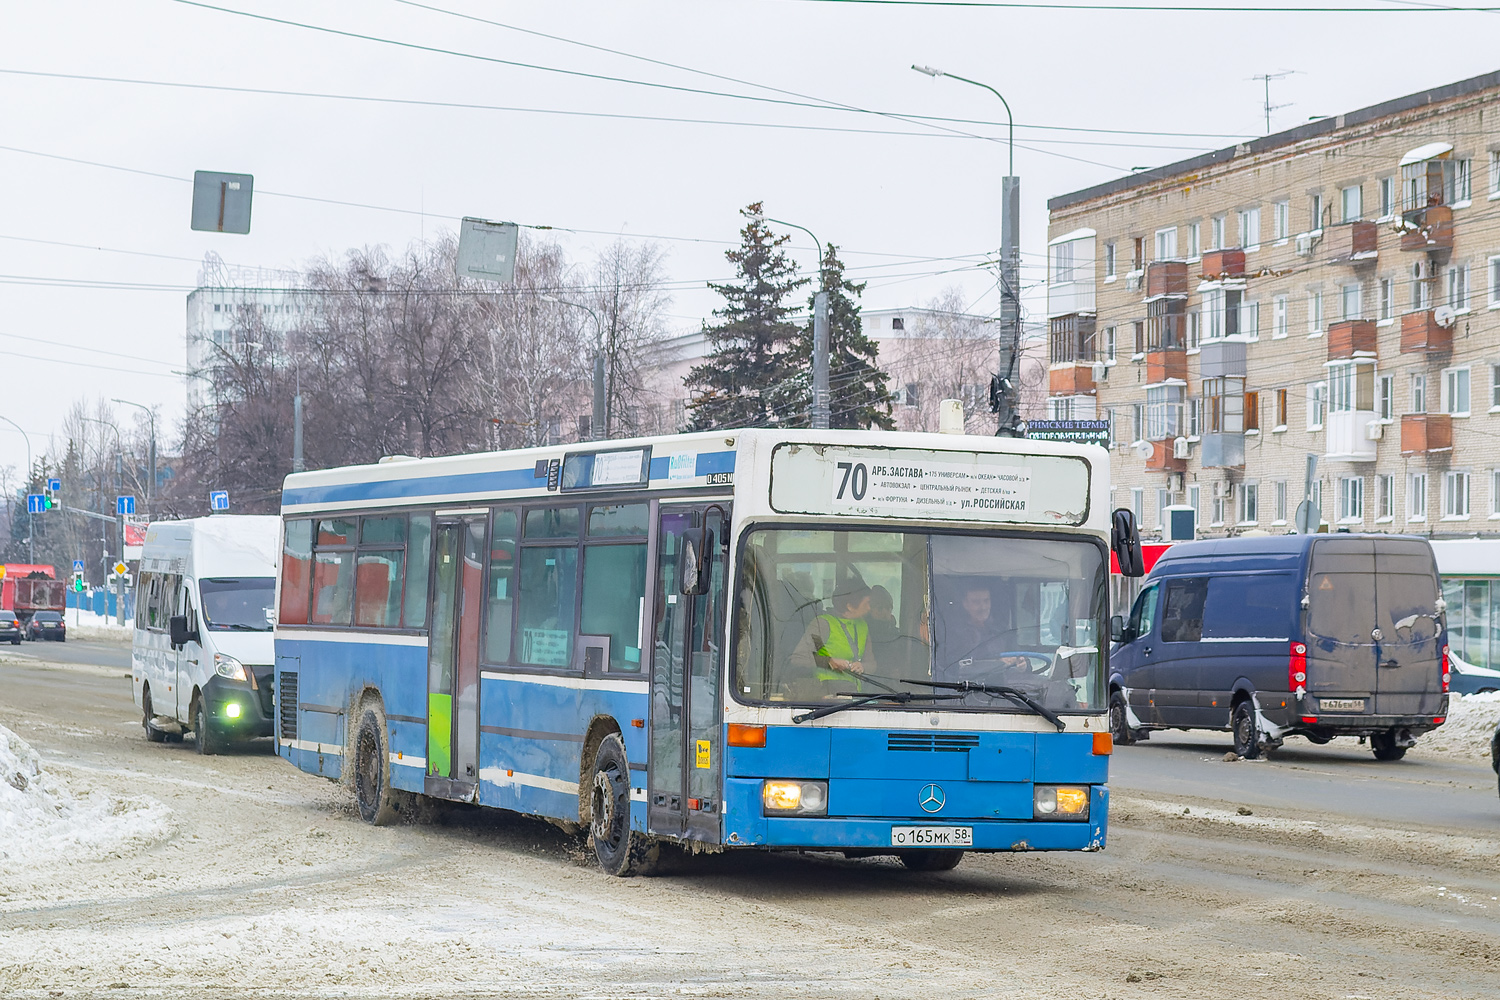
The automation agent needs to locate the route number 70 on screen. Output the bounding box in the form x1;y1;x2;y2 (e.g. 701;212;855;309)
835;462;869;501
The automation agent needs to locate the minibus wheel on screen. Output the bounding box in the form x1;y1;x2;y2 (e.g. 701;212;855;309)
1231;701;1260;759
1370;731;1408;762
194;696;225;756
899;850;964;872
142;687;166;744
1108;691;1135;745
588;732;659;877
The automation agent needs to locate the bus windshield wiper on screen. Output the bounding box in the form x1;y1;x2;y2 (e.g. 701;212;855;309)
902;679;1066;732
791;690;961;724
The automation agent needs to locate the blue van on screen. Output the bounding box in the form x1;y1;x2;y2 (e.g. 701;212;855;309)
1107;534;1448;761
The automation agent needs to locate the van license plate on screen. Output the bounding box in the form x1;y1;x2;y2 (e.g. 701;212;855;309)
1320;698;1365;712
891;826;973;847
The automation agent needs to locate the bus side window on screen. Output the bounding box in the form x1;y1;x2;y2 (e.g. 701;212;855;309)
518;508;580;668
279;520;313;626
404;515;432;629
485;510;517;662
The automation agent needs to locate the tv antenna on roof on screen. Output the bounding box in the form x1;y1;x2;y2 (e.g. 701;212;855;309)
1250;70;1299;134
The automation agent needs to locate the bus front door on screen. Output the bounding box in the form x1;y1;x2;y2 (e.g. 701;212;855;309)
427;517;485;799
649;505;727;844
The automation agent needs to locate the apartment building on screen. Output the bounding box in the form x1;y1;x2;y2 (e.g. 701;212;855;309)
1046;69;1500;540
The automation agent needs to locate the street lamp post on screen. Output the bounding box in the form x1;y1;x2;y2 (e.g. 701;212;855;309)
0;415;34;563
541;295;607;441
763;217;830;430
912;64;1024;437
112;398;156;520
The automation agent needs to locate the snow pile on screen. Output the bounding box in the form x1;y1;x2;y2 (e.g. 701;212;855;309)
1414;691;1500;761
0;725;171;869
65;606;133;640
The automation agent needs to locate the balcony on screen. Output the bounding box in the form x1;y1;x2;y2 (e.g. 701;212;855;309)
1199;339;1247;378
1144;440;1185;473
1049;313;1096;366
1399;205;1454;252
1145;260;1190;299
1048;364;1096;396
1325;409;1378;462
1324;221;1379;264
1200;433;1245;469
1399;310;1453;354
1146;350;1187;383
1200;248;1245;280
1327;319;1377;361
1400;413;1453;455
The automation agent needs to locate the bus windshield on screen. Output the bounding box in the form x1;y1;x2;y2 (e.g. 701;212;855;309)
200;577;277;631
734;528;1106;713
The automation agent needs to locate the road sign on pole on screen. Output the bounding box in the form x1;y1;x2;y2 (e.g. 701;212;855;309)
26;494;44;514
72;559;84;572
47;478;60;492
113;561;128;577
209;490;230;512
116;495;136;516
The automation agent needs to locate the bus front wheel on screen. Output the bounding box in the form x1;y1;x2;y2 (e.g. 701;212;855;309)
899;850;964;872
353;709;405;826
588;732;658;877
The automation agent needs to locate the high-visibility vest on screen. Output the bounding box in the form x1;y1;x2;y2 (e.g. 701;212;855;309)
814;614;868;687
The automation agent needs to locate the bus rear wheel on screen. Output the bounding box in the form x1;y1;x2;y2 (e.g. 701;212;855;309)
353;709;405;826
588;732;658;877
899;850;964;872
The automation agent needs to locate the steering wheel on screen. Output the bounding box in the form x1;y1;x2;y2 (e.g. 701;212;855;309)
948;650;1053;678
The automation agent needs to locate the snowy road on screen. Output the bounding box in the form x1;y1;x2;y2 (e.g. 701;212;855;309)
3;648;1500;999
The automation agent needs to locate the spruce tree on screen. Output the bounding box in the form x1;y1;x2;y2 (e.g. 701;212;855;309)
788;244;894;430
686;203;808;429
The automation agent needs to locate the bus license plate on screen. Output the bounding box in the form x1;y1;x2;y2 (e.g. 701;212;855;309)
891;826;973;848
1320;698;1365;712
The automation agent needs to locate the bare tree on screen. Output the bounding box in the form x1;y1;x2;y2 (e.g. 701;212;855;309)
881;289;1002;434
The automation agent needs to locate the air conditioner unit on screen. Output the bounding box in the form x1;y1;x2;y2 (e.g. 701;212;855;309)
1172;436;1190;459
1092;362;1107;382
1213;480;1230;498
1294;233;1314;256
1125;271;1143;292
1366;421;1384;440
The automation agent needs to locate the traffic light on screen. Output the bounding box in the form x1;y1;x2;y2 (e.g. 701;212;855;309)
71;572;84;593
42;477;59;512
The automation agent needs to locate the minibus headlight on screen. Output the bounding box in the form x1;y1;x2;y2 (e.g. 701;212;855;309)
214;653;247;681
1034;785;1090;821
762;779;828;816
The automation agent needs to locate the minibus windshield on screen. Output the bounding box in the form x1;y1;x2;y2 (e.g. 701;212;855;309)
200;577;276;631
733;528;1106;713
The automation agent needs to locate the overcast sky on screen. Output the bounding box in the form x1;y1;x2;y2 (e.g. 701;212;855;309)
3;0;1499;489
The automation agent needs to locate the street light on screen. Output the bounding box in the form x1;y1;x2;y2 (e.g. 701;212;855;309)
540;295;607;441
0;415;35;562
111;398;156;521
912;64;1023;436
763;216;831;430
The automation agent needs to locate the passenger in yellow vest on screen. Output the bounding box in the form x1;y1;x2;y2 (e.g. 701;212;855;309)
789;585;876;694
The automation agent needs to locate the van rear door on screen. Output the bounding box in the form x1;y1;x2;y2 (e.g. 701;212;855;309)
1305;539;1381;712
1370;538;1445;718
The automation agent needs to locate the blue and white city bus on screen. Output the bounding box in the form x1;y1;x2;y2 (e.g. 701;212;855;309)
274;428;1136;875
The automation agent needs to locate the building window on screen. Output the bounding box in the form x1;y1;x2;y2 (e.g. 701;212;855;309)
1490;256;1500;307
1491;152;1500;199
1493;469;1500;517
1272;295;1288;339
1310;479;1323;521
1187;222;1201;259
1133;320;1145;355
1240;300;1260;341
1379;277;1393;321
1443;366;1471;416
1444;471;1471;518
1338;477;1364;523
1328;362;1374;413
1104;241;1116;278
1053;242;1075;284
1188;310;1202;349
902;382;920;408
1310;193;1324;231
1104;325;1117;362
1378;375;1394;421
1307;290;1323;334
1274;480;1288;523
1133;237;1145;270
1188;397;1202;437
1239;483;1259;524
1131;487;1144;525
1411;372;1427;414
1308;381;1327;430
1491;364;1500;410
1188;483;1201;523
1210;215;1225;250
1211;490;1226;527
1203;288;1242;340
1238;207;1260;249
1275;388;1288;429
1273;200;1290;241
1410;261;1431;311
1154;227;1178;261
1144;384;1185;440
1449;159;1472;204
1341;283;1362;321
891;316;905;330
1448;264;1470;310
1243;390;1260;431
1379;177;1395;219
1408;473;1428;522
1156;488;1171;529
1131;402;1144;442
1105;407;1119;447
1202;376;1245;434
1377;474;1395;521
1341;185;1362;222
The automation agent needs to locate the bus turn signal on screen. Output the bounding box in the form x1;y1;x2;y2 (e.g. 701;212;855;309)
728;724;766;747
1092;732;1113;755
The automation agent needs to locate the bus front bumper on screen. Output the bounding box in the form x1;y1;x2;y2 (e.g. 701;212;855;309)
722;782;1108;852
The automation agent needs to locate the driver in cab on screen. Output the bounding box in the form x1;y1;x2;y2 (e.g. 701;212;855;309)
941;585;1029;671
788;581;876;696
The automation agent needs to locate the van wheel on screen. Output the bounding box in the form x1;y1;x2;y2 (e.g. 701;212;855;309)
1370;731;1408;762
194;697;225;756
142;687;166;744
1231;701;1260;759
899;850;964;872
588;732;658;877
353;709;406;826
1108;691;1136;746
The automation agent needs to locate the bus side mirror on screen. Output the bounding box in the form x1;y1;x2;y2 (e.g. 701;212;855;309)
1111;508;1145;578
1109;615;1127;643
169;615;196;648
680;528;714;596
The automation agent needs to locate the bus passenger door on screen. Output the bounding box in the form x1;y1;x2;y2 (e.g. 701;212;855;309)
427;517;485;798
649;505;728;843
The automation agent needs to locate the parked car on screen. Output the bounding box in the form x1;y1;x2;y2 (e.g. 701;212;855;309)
1109;534;1448;762
1448;650;1500;695
0;610;21;644
27;610;66;642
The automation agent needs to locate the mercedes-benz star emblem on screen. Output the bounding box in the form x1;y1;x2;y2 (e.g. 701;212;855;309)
918;783;945;813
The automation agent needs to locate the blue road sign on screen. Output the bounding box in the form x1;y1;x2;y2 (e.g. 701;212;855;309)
47;478;61;492
26;494;44;514
72;559;84;572
116;495;136;516
209;490;229;512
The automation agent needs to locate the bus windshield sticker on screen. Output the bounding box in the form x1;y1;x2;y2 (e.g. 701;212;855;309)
769;444;1090;526
521;628;571;666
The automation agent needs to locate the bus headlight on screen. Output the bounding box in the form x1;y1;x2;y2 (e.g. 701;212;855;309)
762;779;828;816
214;653;246;681
1034;785;1090;821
